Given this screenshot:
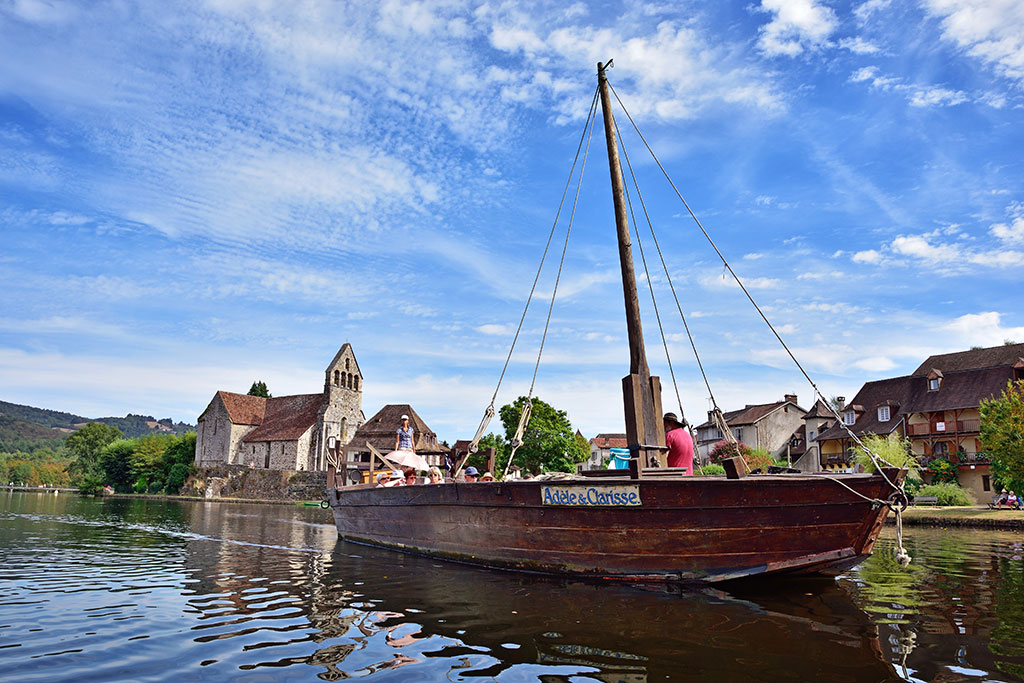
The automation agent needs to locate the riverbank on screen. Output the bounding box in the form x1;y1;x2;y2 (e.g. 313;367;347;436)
892;506;1024;530
106;492;326;507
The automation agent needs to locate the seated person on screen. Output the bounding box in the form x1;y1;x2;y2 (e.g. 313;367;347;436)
403;467;418;486
480;472;495;482
375;472;389;488
427;467;443;484
384;470;404;487
463;466;479;483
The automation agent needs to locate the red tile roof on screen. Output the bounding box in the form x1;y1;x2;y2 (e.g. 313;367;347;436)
590;433;628;449
816;376;914;442
216;391;267;425
242;393;323;442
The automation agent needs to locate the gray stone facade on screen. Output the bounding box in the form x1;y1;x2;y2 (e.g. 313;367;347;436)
194;344;364;471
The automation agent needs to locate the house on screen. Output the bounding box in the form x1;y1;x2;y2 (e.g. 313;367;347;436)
796;399;837;472
580;433;628;472
344;404;447;481
813;342;1024;500
194;344;363;472
694;394;806;461
815;377;913;472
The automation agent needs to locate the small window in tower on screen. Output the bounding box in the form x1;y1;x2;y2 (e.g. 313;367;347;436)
345;359;350;371
354;376;359;390
878;406;890;422
333;370;340;386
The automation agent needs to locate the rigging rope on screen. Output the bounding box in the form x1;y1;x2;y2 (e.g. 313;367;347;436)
606;78;909;560
503;88;600;479
459;86;601;474
606;82;898;482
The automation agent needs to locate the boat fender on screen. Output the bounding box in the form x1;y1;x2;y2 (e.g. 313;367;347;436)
320;500;330;509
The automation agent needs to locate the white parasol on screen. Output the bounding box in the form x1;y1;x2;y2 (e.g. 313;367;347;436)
387;450;431;472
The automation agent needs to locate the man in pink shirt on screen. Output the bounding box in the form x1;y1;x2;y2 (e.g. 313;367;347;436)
663;412;694;475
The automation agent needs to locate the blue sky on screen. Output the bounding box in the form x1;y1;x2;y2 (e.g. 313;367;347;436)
2;0;1023;439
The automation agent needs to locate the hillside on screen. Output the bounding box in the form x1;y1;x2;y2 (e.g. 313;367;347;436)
0;399;196;448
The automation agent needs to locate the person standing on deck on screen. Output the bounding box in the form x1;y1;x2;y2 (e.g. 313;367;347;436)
395;414;415;452
663;413;694;475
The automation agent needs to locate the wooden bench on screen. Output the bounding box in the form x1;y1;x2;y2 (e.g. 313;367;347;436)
912;495;938;505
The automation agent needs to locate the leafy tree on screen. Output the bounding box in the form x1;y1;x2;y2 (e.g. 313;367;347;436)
981;380;1024;493
10;461;32;484
99;439;138;492
248;381;271;398
66;422;123;482
464;433;507;474
130;434;175;483
493;396;588;476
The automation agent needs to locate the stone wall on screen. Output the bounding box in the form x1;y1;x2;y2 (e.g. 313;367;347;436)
183;465;327;501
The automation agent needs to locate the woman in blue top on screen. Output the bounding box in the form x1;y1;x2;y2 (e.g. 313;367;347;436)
395;414;414;451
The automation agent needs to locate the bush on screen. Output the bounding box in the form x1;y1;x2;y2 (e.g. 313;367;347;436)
133;476;148;493
853;435;919;474
927;457;958;484
165;463;190;493
694;463;726;475
709;440;751;464
745;448;774;471
917;482;975;506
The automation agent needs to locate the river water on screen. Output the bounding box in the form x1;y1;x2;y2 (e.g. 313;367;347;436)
2;492;1024;682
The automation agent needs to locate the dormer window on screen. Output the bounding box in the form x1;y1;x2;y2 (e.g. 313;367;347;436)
878;406;890;422
928;378;940;391
843;411;855;425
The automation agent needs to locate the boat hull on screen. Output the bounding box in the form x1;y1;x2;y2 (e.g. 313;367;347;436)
327;473;900;583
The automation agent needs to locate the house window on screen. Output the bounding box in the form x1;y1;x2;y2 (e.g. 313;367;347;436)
734;428;743;442
983;475;991;492
809;430;817;441
844;411;855;425
878;406;890;422
933;441;949;456
929;378;940;391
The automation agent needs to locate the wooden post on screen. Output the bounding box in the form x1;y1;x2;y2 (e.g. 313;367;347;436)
597;61;666;477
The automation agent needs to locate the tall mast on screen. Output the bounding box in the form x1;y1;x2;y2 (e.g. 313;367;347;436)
597;61;665;476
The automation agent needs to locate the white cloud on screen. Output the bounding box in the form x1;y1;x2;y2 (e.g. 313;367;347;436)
839;37;881;54
991;216;1024;244
476;323;515;336
923;0;1024;84
942;312;1024;348
699;273;781;290
756;0;838;57
852;249;883;264
854;0;892;23
909;85;968;107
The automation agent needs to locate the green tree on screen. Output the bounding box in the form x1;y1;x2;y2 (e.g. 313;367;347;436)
99;439;138;492
165;463;190;493
66;422;123;482
248;381;271;398
852;435;920;474
981;380;1024;493
130;434;175;484
10;461;32;484
464;433;507;474
495;396;588;476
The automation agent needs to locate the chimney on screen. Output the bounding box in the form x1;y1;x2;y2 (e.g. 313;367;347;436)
836;396;846;410
784;393;798;404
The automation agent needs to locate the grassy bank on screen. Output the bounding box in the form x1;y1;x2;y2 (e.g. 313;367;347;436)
892;506;1024;530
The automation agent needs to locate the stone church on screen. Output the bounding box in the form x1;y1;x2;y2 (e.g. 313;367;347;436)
194;344;364;471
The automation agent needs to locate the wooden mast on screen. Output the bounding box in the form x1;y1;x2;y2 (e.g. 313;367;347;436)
597;61;665;478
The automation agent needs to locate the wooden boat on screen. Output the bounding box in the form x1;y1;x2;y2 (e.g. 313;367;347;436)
326;62;906;583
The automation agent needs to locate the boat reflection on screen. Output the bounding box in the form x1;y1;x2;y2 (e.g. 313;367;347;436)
298;542;902;681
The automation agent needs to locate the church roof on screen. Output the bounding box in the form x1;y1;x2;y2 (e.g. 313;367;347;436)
215;391;267;425
348;403;444;454
242;393;323;443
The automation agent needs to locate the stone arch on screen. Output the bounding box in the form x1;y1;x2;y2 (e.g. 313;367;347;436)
353;375;359;391
333;369;340;386
345;359;350;371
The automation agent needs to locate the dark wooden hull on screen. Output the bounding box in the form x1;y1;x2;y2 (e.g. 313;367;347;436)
327;472;900;583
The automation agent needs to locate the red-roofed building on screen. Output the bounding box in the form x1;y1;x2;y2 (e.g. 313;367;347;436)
195;344;364;471
581;433;628;471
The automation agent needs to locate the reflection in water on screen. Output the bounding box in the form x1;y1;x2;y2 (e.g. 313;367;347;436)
1;491;1023;681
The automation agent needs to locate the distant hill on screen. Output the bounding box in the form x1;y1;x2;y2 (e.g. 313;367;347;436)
0;400;196;452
